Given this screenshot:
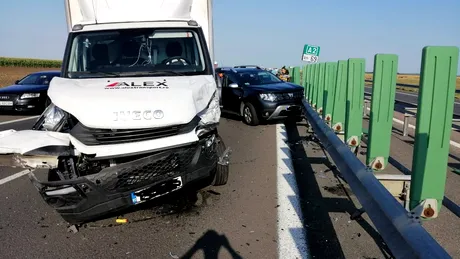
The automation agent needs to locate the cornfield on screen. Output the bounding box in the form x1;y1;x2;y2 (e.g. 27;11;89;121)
0;57;62;68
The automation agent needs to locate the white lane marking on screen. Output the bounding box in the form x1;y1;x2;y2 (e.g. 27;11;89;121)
0;169;30;185
276;124;310;258
365;107;460;149
0;116;39;126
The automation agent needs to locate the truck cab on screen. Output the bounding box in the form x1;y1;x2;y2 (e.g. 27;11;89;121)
0;0;230;225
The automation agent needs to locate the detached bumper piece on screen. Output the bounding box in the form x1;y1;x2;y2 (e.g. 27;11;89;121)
28;136;218;224
266;105;302;120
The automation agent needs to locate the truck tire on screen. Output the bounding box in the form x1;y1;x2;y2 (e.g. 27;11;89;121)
212;135;229;186
242;102;259;126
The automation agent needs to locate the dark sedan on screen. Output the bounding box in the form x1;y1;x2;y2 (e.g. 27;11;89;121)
216;66;304;126
0;70;60;114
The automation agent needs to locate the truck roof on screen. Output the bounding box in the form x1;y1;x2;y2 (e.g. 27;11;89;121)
64;0;214;62
65;0;209;29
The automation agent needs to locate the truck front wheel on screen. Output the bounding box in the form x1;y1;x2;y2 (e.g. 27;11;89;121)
212;135;229;186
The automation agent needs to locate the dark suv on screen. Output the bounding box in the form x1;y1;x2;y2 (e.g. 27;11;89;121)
216;66;304;126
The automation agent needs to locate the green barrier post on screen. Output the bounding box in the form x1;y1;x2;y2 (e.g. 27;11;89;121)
366;54;398;171
323;62;338;123
344;58;365;151
309;64;316;103
312;63;321;110
331;60;348;139
410;46;459;219
316;62;326;115
293;66;301;85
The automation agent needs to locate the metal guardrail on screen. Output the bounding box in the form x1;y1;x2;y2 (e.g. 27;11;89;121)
302;99;452;259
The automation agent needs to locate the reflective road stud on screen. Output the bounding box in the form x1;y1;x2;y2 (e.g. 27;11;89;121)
366;54;398;171
323;62;338;123
316;62;326;115
345;58;365;152
331;60;348;139
410;46;460;219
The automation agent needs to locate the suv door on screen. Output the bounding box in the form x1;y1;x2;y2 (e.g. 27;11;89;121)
222;73;243;113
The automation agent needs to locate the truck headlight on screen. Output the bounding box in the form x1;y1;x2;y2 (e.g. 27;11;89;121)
196;90;221;137
21;93;40;99
259;93;277;102
33;103;68;131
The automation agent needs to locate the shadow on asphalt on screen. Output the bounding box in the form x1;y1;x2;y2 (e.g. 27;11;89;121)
220;111;301;126
283;120;393;259
180;229;242;259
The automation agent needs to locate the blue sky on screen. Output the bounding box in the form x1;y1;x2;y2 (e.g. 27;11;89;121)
0;0;459;73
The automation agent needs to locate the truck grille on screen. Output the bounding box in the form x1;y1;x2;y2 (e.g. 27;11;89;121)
70;116;200;146
85;144;199;193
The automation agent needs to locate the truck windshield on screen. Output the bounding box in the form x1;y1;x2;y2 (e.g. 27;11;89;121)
65;28;207;78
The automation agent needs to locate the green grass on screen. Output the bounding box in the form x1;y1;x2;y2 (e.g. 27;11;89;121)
0;57;62;68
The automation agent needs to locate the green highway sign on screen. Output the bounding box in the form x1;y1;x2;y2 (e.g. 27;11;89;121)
302;44;321;63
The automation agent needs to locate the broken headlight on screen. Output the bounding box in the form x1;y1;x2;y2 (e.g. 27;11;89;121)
196;90;221;137
33;103;69;131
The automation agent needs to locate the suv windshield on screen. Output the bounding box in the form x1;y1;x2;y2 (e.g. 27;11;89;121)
66;28;207;78
235;70;283;86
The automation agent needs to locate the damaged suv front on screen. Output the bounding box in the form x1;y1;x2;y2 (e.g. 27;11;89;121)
0;22;230;225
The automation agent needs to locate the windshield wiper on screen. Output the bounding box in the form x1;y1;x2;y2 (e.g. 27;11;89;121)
70;71;121;78
88;71;121;76
143;70;186;76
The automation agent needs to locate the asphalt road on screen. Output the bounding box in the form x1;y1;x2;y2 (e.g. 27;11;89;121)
364;86;460;116
0;112;397;259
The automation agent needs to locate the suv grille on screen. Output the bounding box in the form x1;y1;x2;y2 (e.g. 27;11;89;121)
276;91;304;101
70;116;200;146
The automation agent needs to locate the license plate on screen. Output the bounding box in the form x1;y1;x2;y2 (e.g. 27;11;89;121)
0;101;13;106
130;176;183;205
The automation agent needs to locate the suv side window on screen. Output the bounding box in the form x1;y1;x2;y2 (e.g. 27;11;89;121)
223;73;237;87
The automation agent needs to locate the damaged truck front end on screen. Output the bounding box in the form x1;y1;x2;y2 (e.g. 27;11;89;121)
1;101;231;225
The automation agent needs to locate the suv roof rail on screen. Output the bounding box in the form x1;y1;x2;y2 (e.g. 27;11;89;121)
234;65;262;69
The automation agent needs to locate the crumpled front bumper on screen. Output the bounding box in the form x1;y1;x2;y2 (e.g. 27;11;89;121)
27;136;219;225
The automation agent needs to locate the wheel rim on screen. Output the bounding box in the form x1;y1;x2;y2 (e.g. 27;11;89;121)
243;107;252;123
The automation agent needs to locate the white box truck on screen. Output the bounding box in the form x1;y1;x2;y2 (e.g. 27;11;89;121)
0;0;230;224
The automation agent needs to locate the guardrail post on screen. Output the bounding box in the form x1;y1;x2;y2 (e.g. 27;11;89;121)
366;54;398;171
323;62;338;124
316;62;326;115
331;61;348;141
345;58;365;152
311;63;319;109
403;114;410;136
410;46;459;219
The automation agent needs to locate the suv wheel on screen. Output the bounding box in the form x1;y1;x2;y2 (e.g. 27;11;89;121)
242;102;259;126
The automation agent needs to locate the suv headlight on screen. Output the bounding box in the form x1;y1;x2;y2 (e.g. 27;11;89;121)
33;103;68;131
259;93;277;102
21;93;40;99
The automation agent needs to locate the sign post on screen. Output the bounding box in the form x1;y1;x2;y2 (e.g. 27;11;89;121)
302;44;321;63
